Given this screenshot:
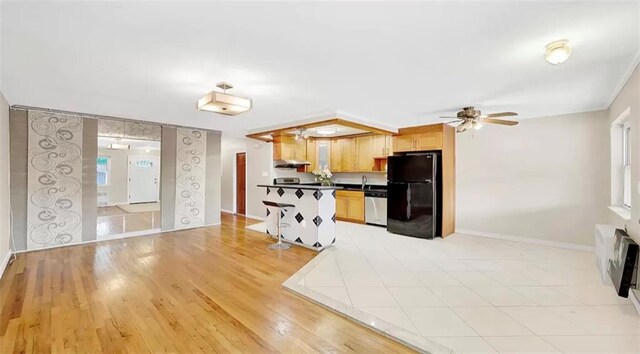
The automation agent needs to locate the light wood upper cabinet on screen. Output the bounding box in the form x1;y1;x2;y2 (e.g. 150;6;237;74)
273;134;307;161
331;138;356;172
355;135;388;171
392;134;416;152
305;139;317;172
393;131;442;152
330;139;343;172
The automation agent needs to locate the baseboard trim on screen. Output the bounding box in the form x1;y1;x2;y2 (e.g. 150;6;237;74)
245;214;265;221
0;251;12;280
14;222;223;254
221;209;235;214
456;229;595;252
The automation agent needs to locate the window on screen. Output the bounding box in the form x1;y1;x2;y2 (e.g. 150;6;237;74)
97;156;110;186
623;122;631;208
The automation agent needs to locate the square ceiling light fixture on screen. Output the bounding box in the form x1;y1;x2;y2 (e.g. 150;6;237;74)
197;82;252;116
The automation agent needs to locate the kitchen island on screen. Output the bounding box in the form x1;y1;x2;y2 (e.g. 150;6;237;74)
257;183;341;251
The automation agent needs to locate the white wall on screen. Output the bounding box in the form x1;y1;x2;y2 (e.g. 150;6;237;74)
608;63;640;244
220;137;247;213
456;110;609;246
97;147;160;205
607;61;640;306
0;90;10;271
246;140;273;219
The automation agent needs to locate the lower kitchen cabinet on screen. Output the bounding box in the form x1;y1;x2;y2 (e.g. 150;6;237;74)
335;190;365;223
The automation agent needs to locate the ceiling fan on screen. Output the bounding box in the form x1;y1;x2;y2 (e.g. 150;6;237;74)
440;106;519;133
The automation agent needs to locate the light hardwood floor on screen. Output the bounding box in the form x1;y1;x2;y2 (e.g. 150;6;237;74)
0;213;414;353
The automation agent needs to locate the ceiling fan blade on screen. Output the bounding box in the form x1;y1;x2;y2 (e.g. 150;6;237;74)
479;112;518;118
439;116;460;119
481;118;519;126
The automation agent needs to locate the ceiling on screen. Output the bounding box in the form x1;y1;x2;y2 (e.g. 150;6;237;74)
2;1;638;138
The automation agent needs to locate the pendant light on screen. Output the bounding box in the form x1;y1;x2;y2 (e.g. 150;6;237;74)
197;82;252;116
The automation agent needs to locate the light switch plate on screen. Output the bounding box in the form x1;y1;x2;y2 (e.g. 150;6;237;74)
262;172;268;177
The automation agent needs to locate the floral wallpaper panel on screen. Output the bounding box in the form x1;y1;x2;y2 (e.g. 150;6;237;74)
27;111;83;250
174;128;207;229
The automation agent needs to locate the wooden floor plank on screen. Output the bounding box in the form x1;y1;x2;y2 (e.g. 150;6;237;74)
0;213;415;353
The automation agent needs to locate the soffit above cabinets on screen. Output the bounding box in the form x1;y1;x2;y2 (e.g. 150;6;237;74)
247;113;398;142
285;124;369;139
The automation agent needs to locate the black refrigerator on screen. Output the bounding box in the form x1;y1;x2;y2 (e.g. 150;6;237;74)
387;153;438;239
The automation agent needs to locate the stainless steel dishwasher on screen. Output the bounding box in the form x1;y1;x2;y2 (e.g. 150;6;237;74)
365;189;387;226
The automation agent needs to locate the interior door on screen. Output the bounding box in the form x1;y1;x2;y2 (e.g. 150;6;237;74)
128;156;160;204
236;152;246;215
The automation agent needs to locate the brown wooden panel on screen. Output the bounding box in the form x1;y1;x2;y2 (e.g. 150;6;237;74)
236;153;246;215
441;124;456;237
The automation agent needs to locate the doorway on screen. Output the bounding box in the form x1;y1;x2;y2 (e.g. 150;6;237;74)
96;136;162;240
236;152;246;215
128;155;160;204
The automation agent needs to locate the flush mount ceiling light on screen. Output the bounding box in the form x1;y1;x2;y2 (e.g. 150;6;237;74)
315;128;337;135
107;143;130;150
544;39;572;65
197;82;252;116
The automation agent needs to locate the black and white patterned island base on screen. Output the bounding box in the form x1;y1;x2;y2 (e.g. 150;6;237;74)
258;184;340;251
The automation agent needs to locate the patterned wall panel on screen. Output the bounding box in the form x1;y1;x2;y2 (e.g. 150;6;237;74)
98;118;161;141
174;128;207;229
27;111;83;249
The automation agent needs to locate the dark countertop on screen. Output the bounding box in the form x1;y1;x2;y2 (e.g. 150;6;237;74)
257;184;343;190
334;183;387;193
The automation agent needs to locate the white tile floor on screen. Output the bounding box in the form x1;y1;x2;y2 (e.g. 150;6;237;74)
281;221;640;353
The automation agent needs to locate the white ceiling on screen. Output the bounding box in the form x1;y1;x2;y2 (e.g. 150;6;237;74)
2;1;638;138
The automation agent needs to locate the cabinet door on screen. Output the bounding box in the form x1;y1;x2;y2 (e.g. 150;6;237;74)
385;135;393;156
293;138;307;160
393;134;416;152
305;139;317;172
347;196;365;221
330;139;342;172
316;140;331;170
340;138;357;172
414;132;442;151
335;195;348;219
355;136;374;172
371;135;387;157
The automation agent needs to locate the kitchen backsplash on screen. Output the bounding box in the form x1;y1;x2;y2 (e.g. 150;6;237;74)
273;169;387;185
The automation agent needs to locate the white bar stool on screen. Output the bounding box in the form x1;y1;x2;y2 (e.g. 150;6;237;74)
262;201;295;250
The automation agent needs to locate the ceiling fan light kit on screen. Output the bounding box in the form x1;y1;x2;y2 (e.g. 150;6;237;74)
441;106;519;133
544;39;572;65
197;82;252;116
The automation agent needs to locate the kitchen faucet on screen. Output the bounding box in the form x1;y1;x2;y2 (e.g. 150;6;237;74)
361;175;368;189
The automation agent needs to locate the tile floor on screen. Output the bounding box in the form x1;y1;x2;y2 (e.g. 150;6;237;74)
280;221;640;353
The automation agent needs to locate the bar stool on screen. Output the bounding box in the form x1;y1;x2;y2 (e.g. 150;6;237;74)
262;201;295;250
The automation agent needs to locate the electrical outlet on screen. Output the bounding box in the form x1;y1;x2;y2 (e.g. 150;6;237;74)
301;220;307;228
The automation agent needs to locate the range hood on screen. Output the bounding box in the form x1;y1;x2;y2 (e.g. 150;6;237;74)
274;159;311;168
